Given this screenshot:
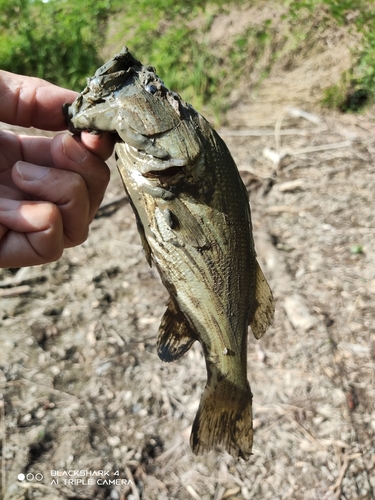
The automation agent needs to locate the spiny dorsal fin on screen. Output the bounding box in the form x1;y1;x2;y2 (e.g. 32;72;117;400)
157;297;198;362
249;261;275;340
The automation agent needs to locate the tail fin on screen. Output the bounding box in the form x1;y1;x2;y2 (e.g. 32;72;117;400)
190;375;253;460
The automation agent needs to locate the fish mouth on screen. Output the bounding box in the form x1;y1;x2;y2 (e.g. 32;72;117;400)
94;47;143;78
88;47;162;99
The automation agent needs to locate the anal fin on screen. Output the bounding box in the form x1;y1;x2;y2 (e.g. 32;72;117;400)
249;261;275;340
157;297;197;362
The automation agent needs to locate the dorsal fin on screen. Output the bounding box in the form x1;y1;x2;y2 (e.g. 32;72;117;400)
249;261;275;340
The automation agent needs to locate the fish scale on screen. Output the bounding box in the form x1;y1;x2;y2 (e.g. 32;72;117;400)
64;46;275;460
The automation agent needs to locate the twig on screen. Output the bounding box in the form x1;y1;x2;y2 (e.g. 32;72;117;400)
18;481;92;499
218;128;315;137
276;179;305;192
351;148;372;161
0;285;31;297
270;107;323;170
289;140;351;155
124;466;140;500
263;147;287;165
266;205;303;214
0;398;5;499
277;405;326;451
185;485;201;500
0;271;46;288
167;393;186;416
283;161;308;173
324;164;359;176
95;195;128;218
221;487;241;499
329;454;350;499
287;107;321;125
237;164;274;179
154;437;186;473
274;113;284;156
213;485;226;500
263;141;352;168
347;294;360;324
2;379;80;401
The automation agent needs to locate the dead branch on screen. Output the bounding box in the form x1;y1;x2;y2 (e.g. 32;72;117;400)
0;285;31;297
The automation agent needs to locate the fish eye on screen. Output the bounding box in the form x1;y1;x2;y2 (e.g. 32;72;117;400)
145;84;158;94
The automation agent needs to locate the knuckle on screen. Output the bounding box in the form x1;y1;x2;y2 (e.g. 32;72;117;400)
68;171;86;194
39;204;64;262
64;225;89;248
47;245;64;263
91;160;111;191
75;226;89;246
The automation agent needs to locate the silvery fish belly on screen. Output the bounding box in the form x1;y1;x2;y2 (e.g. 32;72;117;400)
64;47;274;460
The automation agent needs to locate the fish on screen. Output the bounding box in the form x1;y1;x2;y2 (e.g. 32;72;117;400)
64;47;274;460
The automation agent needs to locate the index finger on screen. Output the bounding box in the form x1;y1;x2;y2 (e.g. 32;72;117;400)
0;70;78;131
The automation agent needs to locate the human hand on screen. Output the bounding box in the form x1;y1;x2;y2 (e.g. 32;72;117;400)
0;71;115;268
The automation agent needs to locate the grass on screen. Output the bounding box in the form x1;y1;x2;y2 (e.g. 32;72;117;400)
0;0;110;89
108;0;375;115
1;0;375;115
289;0;375;110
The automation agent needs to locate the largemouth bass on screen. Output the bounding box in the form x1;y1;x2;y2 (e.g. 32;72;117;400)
64;47;274;459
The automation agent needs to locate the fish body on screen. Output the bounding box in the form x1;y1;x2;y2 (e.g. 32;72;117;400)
64;47;274;459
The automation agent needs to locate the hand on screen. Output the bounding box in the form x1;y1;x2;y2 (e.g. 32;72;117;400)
0;71;115;268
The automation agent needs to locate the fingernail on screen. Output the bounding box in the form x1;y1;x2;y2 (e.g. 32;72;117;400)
16;162;49;181
62;134;87;163
0;198;21;210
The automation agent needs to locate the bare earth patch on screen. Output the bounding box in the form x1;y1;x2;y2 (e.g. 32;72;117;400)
1;8;375;500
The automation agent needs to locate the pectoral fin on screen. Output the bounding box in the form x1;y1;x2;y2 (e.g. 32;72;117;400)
157;297;197;362
249;261;275;340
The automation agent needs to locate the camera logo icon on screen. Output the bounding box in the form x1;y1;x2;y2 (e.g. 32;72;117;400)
18;473;44;482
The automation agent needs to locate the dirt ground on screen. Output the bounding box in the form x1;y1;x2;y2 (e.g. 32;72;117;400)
1;6;375;500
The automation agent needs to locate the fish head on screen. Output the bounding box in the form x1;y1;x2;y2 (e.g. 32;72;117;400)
64;46;204;171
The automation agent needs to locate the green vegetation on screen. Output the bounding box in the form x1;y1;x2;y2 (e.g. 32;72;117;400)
108;1;277;117
106;0;225;116
350;244;364;255
0;0;375;115
0;0;111;89
290;0;375;110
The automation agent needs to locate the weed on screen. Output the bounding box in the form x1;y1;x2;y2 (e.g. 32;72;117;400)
0;0;110;89
1;0;375;116
288;0;375;110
